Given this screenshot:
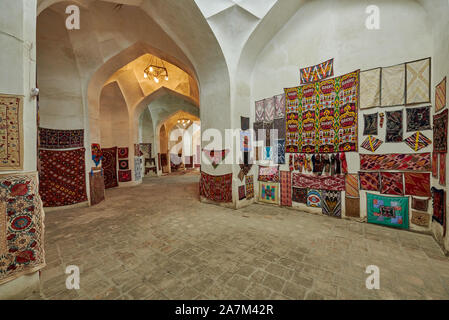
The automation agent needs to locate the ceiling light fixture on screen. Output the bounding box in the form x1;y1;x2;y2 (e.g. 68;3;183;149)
144;55;169;83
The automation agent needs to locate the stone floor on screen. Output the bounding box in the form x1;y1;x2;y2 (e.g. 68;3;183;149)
25;172;449;300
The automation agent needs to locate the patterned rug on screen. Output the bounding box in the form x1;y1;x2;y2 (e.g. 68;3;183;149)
412;197;429;212
359;172;380;191
440;153;446;186
264;97;275;122
360;153;431;171
411;211;430;227
386;110;403;143
0;172;45;285
380;172;404;195
0;94;23;170
404;172;431;197
264;121;274;147
360;68;381;109
322;190;341;218
345;197;360;218
200;172;232;203
255;100;265;122
258;166;280;183
118;170;132;182
345;174;359;198
406;58;430;105
245;175;254;199
102;147;118;189
404;132;432;152
363;113;378;136
89;169;105;206
39;128;84;149
320;175;345;191
366;193;409;229
300;58;334;84
39;148;87;207
118;147;129;159
432;153;438;178
280;171;292;207
274;94;285;119
433;109;448;153
259;182;279;205
307;189;322;208
431;187;446;235
292;187;307;204
406;106;431;132
381;64;405;107
238;185;246;200
435;77;447;112
361;136;383;152
118;159;129;170
291;173;344;191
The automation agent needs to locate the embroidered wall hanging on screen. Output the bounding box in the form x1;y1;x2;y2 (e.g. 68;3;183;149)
259;182;279;205
274;94;286;119
360;68;381;109
345;197;360;218
381;64;405;107
39;148;88;207
433;109;448;153
292;173;320;189
386;110;403;143
435;77;447;112
118;147;129;159
411;197;429;212
200;172;232;203
102;147;118;189
406;106;431;132
431;187;446;235
118;170;132;182
118;159;129;170
258;166;280;182
203;149;230;169
359;172;380;191
91;143;103;166
0;94;23;170
366;193;409;229
255;100;265;122
361;136;383;152
360;153;431;171
363;113;378;136
39;128;84;149
404;132;432;152
284;87;300;153
380;172;404;195
292;187;307;204
411;211;430;227
135;157;142;181
322;190;341;218
280;171;292;207
89;169;105;206
0;172;45;285
432;153;438;178
404;172;431;197
345;174;359;198
264;97;275;122
300;58;334;84
405;58;430;105
439;153;446;186
307;189;322;208
245;175;254;199
320;175;345;191
238;185;246;200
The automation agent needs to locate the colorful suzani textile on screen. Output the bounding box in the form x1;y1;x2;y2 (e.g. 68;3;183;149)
363;113;378;136
406;58;430;105
89;169;105;206
39;148;87;207
404;172;431;197
360;153;431;171
245;175;254;199
345;174;359;198
380;172;404;196
381;64;405;107
360;68;381;109
200;172;232;203
433;109;448;153
359;172;380;191
322;190;341;218
406;106;431;132
284;87;300;153
0;94;23;170
259;182;279;205
431;187;446;232
102;147;118;189
39;128;84;149
366;193;409;229
307;189;322;208
280;171;292;207
0;172;45;285
292;188;307;204
404;132;432;152
117;147;129;159
258;166;280;182
203;149;230;169
361;136;383;152
300;58;334;84
386;110;403;143
118;159;129;170
440;153;446;186
118;170;132;182
320;175;345;191
432;153;438;178
435;77;447;112
345;197;360;218
412;197;429;212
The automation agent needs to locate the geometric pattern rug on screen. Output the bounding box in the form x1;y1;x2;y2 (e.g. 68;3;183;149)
102;147;118;189
280;171;292;207
404;132;432;152
404;172;431;197
360;153;432;171
359;172;380;191
38;127;84;149
434;109;448;153
200;172;232;203
380;172;404;195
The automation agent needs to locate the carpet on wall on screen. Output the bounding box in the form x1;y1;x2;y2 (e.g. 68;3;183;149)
259;182;279;205
380;172;404;196
118;170;132;182
117;147;129;159
258;166;280;183
307;189;322;208
300;58;334;84
39;148;87;207
280;171;292;207
363;113;378;136
245;175;254;199
411;211;430;228
89;169;105;206
406;106;431;132
366;193;409;230
403;172;431;197
439;153;446;186
0;172;45;285
102;147;118;189
435;77;446;112
360;153;431;171
238;185;246;200
411;197;429;212
292;187;307;204
38;127;84;149
433;109;448;153
359;172;380;192
0;94;23;170
386;110;403;143
200;172;232;203
345;174;359;198
322;190;341;218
